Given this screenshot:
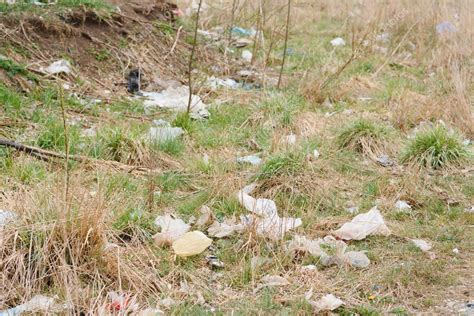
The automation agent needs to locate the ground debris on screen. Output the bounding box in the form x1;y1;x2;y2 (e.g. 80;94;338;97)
154;214;190;246
333;206;391;240
172;231;212;257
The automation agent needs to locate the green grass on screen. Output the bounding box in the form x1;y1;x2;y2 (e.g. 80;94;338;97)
336;118;390;151
257;152;304;180
36;117;82;154
0;58;37;81
400;125;469;169
0;0;113;13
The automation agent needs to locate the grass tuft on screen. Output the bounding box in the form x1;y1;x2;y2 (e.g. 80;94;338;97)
400;125;469;169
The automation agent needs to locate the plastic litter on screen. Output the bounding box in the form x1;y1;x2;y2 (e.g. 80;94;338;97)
309;294;344;312
241;50;253;63
452;248;460;254
376;154;394;167
411;239;432;252
154;215;190;246
333;206;391;240
254;275;289;292
107;291;138;313
206;255;224;268
283;134;297;146
41;59;72;75
237;184;302;240
0;209;17;226
148;126;184;143
237;154;262;166
395;200;412;211
313;149;320;159
141;86;210;119
137;307;164;316
287;235;327;257
465;206;474;213
207;218;244;238
302;264;317;271
234;38;253;48
159;298;176;309
330;37;346;47
196;205;214;227
207;76;239;90
172;231;212;257
231;26;257;37
2;295;65;315
346;206;359;214
436;21;456;34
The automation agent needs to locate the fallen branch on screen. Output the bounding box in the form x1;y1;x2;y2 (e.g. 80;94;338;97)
0;138;161;174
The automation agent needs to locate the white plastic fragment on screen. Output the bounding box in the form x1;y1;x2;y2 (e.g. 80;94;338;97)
172;231;212;257
309;294;344;312
287;235;327;257
154;215;190;246
411;239;432;252
106;291;138;313
333;206;391;240
346;206;359;214
283;134;297;145
395;200;412;211
0;209;17;226
436;21;456;34
330;37;346;47
141;86;209;119
41;59;72;75
376;154;394;167
241;49;253;62
313;149;320;159
237;154;262;166
260;275;289;287
237;184;302;240
452;248;460;254
207;219;244;238
3;295;65;314
148;126;184;143
195;205;214;227
207;76;239;90
343;251;370;268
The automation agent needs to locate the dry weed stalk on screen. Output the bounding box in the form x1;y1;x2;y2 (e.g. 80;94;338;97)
277;0;291;89
186;0;204;114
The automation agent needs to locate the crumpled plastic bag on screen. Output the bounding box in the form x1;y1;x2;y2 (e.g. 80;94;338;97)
154;215;190;246
254;275;289;293
237;184;302;240
2;295;65;314
195;205;214;228
411;239;432;252
333;206;390;240
287;235;327;257
41;59;71;75
148;126;184;143
207;218;244;238
330;37;346;47
0;209;17;226
172;231;212;257
141;86;210;119
309;294;344;312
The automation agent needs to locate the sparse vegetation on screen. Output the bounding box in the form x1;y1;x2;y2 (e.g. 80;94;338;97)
401;125;469;169
0;0;472;314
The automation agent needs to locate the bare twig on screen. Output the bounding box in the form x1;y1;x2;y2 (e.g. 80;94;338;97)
186;0;204;114
58;86;70;209
277;0;291;89
164;26;183;61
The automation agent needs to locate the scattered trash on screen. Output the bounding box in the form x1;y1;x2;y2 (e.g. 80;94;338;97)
395;200;412;211
207;218;244;238
330;37;346;47
237;184;302;240
196;205;214;227
376;154;394;167
241;49;253;63
159;298;176;309
148;126;184;143
141;86;210;119
302;264;317;271
254;275;289;292
322;98;333;108
207;76;239;90
0;209;17;226
343;250;370;268
234;38;253;48
206;255;224;268
41;59;72;75
309;294;344;312
172;231;212;257
333;206;391;240
107;291;138;313
411;239;432;252
288;235;327;257
346;206;359;214
306;149;318;162
462;139;471;146
231;26;257;37
436;21;456;34
127;69;141;94
452;248;460;254
376;32;390;43
465;206;474;213
237;154;262;166
137;307;164;316
3;295;66;315
322;240;370;268
154;214;190;246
